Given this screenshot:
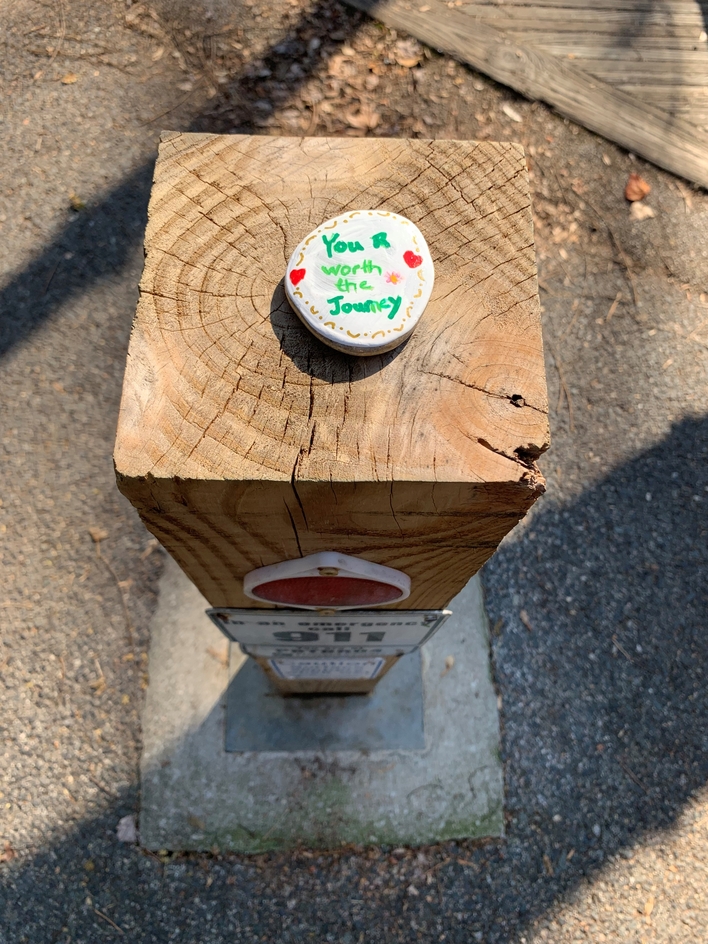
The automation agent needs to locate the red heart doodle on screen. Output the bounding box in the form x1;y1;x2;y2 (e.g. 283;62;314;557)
403;250;423;269
289;268;306;286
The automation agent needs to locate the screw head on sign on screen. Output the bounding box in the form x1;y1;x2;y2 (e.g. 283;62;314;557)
243;552;411;610
284;210;435;356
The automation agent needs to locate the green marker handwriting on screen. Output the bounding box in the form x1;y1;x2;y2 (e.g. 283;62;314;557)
321;260;383;276
335;278;373;293
327;295;402;319
322;233;365;258
321;233;391;258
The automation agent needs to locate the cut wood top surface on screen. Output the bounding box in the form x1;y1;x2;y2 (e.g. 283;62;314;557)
347;0;708;188
114;133;549;490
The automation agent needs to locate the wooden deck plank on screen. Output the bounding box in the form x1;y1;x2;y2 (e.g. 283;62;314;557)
484;39;708;62
458;0;702;11
460;9;704;31
505;40;708;56
547;61;708;87
465;23;707;43
456;2;703;27
348;0;708;186
617;85;708;101
614;90;708;121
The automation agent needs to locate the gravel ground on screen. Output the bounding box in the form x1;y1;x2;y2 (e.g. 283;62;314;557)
1;0;707;941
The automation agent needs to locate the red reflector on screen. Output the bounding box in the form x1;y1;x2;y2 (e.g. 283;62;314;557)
251;576;403;607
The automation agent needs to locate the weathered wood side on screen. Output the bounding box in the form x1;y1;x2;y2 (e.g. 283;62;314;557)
114;134;549;611
116;477;542;609
346;0;708;188
120;498;534;610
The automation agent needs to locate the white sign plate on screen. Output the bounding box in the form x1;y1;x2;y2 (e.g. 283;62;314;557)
206;608;451;654
242;644;414;658
269;658;385;681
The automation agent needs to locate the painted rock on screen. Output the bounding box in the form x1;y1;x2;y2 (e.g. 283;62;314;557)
284;210;434;356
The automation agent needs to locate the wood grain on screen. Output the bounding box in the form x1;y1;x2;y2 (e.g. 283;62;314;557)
346;0;708;188
114;134;549;612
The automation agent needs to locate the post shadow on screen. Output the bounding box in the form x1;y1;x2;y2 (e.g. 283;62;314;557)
0;0;367;363
3;413;707;941
269;279;410;381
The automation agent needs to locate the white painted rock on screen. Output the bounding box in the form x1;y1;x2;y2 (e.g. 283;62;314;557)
285;210;434;355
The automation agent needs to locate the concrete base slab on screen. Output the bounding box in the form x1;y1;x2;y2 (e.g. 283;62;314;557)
140;558;503;852
225;652;425;753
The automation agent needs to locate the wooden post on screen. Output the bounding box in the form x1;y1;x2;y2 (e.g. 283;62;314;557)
114;133;549;693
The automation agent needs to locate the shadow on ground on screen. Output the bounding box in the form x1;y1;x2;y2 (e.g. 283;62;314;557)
1;0;707;941
0;0;365;361
2;414;706;942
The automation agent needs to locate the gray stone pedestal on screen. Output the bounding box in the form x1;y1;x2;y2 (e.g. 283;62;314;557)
140;557;503;852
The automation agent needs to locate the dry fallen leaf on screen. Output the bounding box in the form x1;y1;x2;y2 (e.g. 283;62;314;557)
625;172;651;201
644;895;655;917
520;609;533;631
440;655;455;677
502;102;522;123
629;202;655;221
88;527;108;543
61;73;78;85
394;38;422;68
151;45;165;62
140;538;160;560
327;54;356;80
207;645;229;668
0;841;16;863
125;4;147;25
345;104;380;131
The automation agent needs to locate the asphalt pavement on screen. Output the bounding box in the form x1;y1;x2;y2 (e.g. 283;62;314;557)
1;1;707;942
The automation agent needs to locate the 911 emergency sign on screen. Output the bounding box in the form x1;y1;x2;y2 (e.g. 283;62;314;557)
207;608;451;656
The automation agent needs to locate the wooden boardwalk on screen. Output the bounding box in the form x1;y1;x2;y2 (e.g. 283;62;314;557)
347;0;708;187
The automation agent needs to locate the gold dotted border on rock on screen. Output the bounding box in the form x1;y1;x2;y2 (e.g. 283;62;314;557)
292;211;425;341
